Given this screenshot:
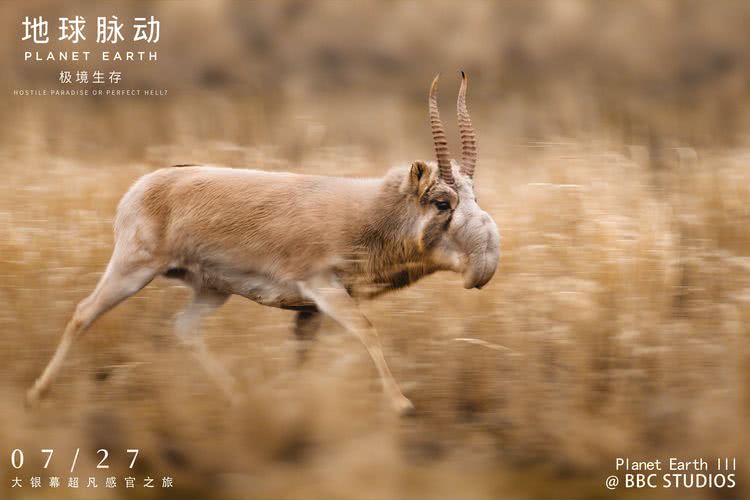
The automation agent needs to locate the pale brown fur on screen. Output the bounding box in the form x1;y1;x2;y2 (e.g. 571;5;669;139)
27;75;500;415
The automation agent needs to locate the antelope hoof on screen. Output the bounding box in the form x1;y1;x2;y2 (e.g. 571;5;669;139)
394;396;416;417
25;385;45;409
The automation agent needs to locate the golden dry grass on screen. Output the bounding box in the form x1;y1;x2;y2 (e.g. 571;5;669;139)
1;93;749;500
2;2;750;499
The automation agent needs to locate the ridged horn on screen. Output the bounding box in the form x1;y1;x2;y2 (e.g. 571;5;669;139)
429;74;455;186
457;70;477;178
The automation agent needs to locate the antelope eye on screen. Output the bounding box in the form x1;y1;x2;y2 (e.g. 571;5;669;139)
435;200;451;211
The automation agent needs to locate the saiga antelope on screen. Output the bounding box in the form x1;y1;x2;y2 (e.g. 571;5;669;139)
27;73;500;415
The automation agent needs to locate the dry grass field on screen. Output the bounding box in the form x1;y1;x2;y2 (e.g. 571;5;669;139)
2;2;750;499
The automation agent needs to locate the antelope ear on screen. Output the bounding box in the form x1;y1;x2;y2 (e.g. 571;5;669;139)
409;161;431;197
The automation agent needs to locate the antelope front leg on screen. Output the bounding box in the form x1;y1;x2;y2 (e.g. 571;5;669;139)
293;310;322;364
298;275;414;416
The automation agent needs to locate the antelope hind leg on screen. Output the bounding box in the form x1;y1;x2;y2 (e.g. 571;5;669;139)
174;288;241;404
27;255;159;406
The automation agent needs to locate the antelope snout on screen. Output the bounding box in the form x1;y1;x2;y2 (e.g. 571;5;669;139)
461;214;500;290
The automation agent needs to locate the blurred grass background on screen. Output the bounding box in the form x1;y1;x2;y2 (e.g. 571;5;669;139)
2;1;750;499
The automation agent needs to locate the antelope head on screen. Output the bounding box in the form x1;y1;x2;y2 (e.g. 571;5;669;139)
406;72;500;289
